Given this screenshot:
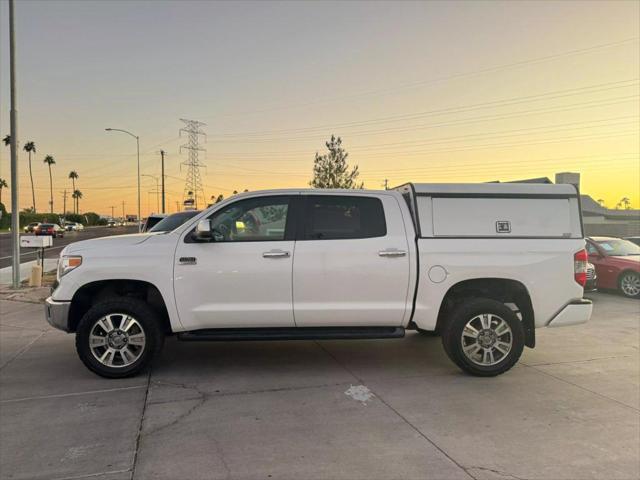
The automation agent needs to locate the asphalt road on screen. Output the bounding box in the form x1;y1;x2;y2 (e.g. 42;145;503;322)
0;225;138;269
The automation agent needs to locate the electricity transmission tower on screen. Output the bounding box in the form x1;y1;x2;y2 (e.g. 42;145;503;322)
179;119;206;209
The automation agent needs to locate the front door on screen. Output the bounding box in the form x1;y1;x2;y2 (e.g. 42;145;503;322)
174;195;296;331
292;194;412;327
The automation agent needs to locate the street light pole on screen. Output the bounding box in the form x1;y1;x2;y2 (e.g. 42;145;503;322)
105;128;141;232
9;0;20;288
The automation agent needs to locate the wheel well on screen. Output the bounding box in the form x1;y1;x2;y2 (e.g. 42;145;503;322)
436;278;535;348
68;280;171;334
618;269;639;283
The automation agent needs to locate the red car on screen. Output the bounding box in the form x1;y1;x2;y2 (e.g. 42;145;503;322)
35;223;64;238
586;237;640;298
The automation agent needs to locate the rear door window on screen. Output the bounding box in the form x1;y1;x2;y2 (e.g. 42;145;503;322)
303;195;386;240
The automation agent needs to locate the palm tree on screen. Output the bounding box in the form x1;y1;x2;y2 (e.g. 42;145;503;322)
72;189;83;214
2;135;10;146
43;155;56;213
0;178;7;205
620;197;631;210
68;171;78;213
23;141;36;213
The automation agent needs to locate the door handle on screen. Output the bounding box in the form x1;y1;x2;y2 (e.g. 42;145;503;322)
179;256;197;265
378;249;407;257
262;250;290;258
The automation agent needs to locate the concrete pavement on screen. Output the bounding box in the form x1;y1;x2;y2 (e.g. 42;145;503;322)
0;292;638;480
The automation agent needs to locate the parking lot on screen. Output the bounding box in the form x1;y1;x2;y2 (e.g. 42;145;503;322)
0;291;638;480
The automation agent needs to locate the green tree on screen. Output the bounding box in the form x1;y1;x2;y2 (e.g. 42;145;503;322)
215;194;224;203
43;155;56;213
23;141;37;212
0;178;7;205
2;135;10;146
72;189;83;214
310;135;363;189
68;171;79;213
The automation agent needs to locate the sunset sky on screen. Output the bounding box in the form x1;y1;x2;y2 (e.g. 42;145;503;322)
0;0;638;217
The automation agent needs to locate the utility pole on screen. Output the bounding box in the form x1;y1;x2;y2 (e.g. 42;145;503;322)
9;0;20;288
383;179;389;190
110;206;115;218
122;201;125;219
160;150;166;213
176;200;180;212
61;189;67;217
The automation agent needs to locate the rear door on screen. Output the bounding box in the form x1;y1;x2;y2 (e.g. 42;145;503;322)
292;193;411;326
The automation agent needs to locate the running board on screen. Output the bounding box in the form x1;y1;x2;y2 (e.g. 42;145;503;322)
177;326;405;342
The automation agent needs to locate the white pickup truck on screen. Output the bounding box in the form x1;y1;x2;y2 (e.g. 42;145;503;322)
45;183;592;378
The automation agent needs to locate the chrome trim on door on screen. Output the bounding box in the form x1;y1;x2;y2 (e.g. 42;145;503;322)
262;250;290;258
378;249;407;257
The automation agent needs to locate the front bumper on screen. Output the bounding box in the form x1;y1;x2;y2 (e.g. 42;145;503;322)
45;296;71;332
547;299;592;328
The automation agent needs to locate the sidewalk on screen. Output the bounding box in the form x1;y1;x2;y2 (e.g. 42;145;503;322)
0;258;58;286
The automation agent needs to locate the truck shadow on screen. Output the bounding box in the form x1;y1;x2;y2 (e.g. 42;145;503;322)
152;332;458;386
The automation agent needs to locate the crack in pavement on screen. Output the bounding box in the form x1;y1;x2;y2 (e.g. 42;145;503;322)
0;330;46;371
140;379;207;438
0;384;148;404
465;465;527;480
51;468;132;480
523;354;634;367
146;379;355;406
130;370;152;480
523;364;640;413
313;341;477;480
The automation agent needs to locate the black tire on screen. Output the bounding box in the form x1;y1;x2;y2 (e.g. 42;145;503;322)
618;271;640;299
441;298;524;377
75;297;164;378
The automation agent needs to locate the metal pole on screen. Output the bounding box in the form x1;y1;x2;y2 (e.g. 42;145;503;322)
136;136;141;232
160;150;166;214
9;0;20;289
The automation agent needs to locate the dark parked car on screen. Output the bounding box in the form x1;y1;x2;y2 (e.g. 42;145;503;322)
625;236;640;247
35;223;64;238
149;210;201;233
586;237;640;298
141;214;168;232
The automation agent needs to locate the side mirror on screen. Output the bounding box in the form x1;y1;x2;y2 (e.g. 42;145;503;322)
194;219;212;241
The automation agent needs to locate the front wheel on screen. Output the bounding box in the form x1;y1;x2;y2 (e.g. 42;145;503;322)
619;272;640;298
75;298;164;378
442;298;524;377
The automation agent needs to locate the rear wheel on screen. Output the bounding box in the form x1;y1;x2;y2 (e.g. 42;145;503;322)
442;298;524;377
619;272;640;298
75;298;164;378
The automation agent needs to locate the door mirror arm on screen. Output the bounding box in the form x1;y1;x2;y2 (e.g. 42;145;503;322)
193;219;213;242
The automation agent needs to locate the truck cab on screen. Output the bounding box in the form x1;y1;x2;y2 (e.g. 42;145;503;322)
45;185;591;378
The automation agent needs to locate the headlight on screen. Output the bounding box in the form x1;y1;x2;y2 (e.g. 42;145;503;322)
58;255;82;278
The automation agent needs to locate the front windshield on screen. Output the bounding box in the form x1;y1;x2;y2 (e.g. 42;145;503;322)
597;239;640;256
149;211;200;232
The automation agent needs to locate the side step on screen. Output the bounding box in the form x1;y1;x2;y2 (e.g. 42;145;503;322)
177;326;405;342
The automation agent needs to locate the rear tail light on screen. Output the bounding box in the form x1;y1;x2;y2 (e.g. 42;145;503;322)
574;249;588;286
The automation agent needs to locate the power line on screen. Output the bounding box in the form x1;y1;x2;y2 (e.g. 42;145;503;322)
197;37;640;120
208;79;639;138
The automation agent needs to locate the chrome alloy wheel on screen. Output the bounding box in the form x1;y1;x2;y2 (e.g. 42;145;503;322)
89;314;146;368
460;313;512;366
620;273;640;297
